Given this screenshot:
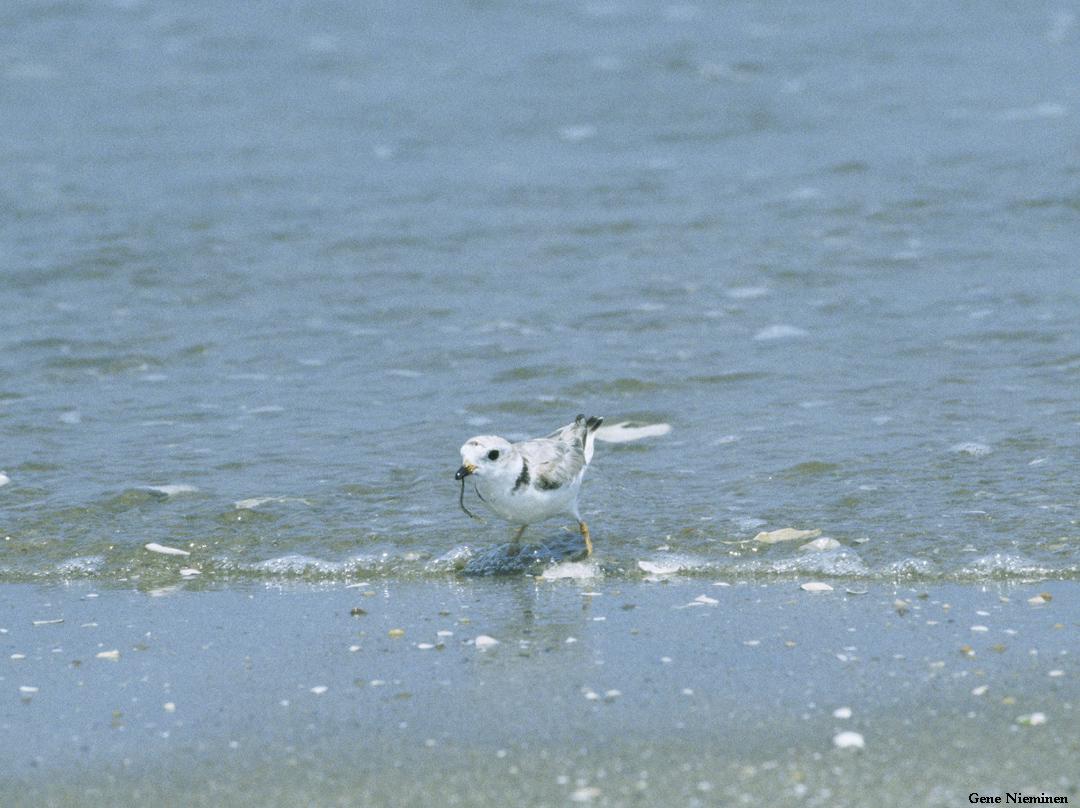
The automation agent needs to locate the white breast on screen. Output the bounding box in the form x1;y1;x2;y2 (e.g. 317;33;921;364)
474;473;582;525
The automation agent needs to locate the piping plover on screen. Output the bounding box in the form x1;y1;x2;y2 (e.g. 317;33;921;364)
455;414;604;556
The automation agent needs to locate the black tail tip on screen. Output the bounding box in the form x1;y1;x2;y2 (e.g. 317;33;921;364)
585;416;604;431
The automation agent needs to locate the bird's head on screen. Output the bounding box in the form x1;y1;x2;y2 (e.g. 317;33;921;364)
456;436;515;480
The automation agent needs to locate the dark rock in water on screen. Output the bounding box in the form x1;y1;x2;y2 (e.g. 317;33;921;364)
462;536;588;576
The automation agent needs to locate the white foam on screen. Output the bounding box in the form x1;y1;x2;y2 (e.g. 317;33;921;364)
234;496;311;510
541;562;599;580
754;324;808;341
998;103;1067;121
55;556;105;575
725;286;770;300
558;124;597;142
145;484;198;497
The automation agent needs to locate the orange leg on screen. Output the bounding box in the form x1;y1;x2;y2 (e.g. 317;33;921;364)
578;521;592;557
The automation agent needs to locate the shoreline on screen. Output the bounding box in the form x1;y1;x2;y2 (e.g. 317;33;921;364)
2;578;1076;806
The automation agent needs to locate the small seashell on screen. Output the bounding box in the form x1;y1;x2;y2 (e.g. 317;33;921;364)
474;635;499;650
833;707;852;719
144;543;190;556
310;686;328;695
755;528;822;545
800;582;833;593
96;649;121;661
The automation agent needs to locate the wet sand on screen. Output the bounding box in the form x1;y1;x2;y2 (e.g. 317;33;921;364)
1;577;1076;806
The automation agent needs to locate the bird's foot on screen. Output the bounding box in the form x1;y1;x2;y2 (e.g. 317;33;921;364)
578;520;592;557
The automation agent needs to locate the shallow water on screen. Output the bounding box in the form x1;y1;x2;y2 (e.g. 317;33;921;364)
2;1;1079;585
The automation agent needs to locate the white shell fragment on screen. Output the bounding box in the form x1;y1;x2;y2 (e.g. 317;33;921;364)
592;422;671;443
833;707;852;719
474;635;499;650
1017;712;1047;726
833;731;865;749
310;686;328;695
96;649;121;661
755;528;822;544
693;594;719;605
800;582;834;593
145;543;190;556
33;619;64;626
1027;595;1048;606
798;537;842;553
19;686;39;694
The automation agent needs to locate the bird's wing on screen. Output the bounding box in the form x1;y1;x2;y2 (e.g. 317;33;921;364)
518;418;590;489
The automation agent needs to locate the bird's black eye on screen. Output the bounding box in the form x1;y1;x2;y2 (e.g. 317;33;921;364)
487;449;500;461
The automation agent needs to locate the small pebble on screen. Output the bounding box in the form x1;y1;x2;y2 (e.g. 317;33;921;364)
1028;595;1048;606
833;707;852;719
1017;712;1046;726
96;649;121;661
1048;670;1064;678
164;702;176;713
972;685;989;696
19;686;38;694
570;786;602;803
800;582;833;593
310;686;328;695
387;628;405;638
474;635;499;650
833;731;864;750
694;594;718;605
417;643;435;650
